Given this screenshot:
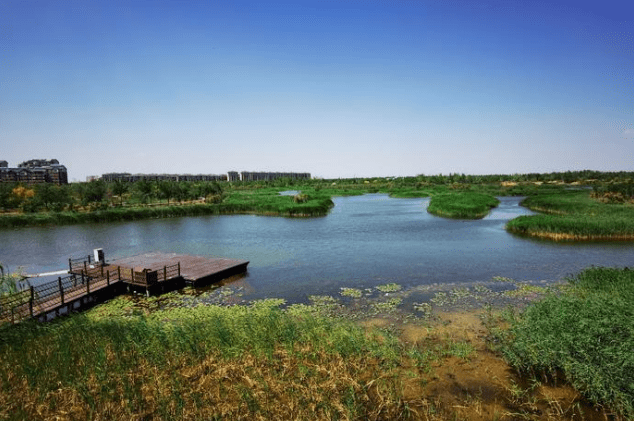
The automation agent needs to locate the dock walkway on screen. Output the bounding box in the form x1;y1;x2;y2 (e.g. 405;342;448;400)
1;253;249;324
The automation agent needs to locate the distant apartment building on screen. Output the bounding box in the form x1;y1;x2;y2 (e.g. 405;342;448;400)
101;172;228;182
0;159;68;185
100;171;311;183
239;171;311;182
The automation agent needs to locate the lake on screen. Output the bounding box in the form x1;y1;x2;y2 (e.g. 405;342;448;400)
1;195;633;303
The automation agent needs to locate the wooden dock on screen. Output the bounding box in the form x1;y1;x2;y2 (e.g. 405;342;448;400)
1;253;249;324
109;252;249;286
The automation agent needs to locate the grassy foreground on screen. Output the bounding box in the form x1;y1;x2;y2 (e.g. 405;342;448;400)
426;192;500;219
491;267;634;419
506;190;634;240
2;268;631;420
0;295;472;420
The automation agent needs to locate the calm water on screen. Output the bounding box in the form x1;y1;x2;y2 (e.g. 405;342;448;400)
1;195;633;302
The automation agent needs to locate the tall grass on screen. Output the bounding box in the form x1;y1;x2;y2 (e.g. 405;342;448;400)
426;192;500;219
496;267;634;418
506;191;634;240
0;298;430;420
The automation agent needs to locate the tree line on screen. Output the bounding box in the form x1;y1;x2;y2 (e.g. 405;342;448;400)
1;170;633;213
0;180;224;212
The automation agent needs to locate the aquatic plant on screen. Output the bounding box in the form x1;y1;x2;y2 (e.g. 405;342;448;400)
340;287;363;298
376;283;402;293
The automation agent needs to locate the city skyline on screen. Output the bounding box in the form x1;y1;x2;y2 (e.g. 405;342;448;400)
1;0;632;181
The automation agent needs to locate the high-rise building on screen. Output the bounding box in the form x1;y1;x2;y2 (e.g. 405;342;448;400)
0;159;68;185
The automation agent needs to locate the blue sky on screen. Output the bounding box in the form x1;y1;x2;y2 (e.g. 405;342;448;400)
1;0;632;180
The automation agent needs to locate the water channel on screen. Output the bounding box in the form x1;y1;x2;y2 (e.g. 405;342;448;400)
1;195;633;304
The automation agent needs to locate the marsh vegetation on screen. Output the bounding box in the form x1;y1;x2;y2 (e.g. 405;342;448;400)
426;191;500;219
1;268;631;420
506;190;634;240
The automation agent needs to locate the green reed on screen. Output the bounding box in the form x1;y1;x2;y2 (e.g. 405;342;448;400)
506;190;634;240
496;267;634;418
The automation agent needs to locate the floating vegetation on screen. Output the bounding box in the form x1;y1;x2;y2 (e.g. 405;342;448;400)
503;283;549;298
339;287;362;298
449;287;471;302
370;298;402;315
376;283;402;293
413;302;433;318
430;291;450;306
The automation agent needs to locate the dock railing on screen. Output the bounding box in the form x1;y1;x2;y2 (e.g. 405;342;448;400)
0;269;121;325
69;255;94;273
2;258;183;325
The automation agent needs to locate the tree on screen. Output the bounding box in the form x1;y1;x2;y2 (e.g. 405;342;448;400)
35;183;71;211
0;183;18;210
84;180;107;206
110;180;129;206
158;181;175;205
11;185;37;212
134;179;154;204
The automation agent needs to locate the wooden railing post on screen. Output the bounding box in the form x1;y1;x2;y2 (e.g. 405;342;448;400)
178;262;181;277
86;274;90;294
118;266;121;281
58;277;64;305
83;261;87;273
107;270;110;286
69;258;72;272
101;264;104;277
29;286;34;317
164;266;167;282
131;268;134;283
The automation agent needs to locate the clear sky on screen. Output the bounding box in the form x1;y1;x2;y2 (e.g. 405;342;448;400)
1;0;632;181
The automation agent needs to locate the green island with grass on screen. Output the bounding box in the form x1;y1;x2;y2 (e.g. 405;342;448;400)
505;190;634;241
426;191;500;219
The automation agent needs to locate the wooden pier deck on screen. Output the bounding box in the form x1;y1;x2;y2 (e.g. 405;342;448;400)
109;252;250;286
1;253;249;324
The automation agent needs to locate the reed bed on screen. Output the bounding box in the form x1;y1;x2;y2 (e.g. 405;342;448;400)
506;191;634;241
426;192;500;219
494;267;634;418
